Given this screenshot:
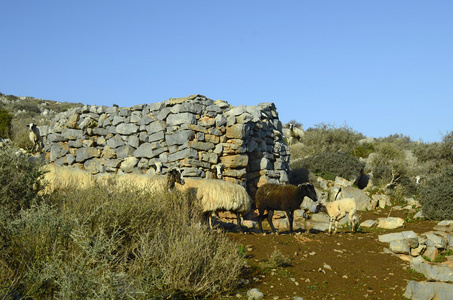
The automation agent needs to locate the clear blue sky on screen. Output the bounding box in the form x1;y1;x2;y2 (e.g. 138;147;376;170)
1;1;452;142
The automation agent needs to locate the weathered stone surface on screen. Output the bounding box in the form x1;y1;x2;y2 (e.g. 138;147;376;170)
389;240;411;254
422;231;448;249
168;148;198;162
404;280;453;300
76;147;99;162
116;123;138;135
378;231;418;243
410;256;453;283
145;121;166;134
107;135;125;148
50;143;69;161
377;217;405;229
84;158;105;174
166;130;195;146
220;154;249;168
340;186;372;211
120;157;139;173
360;220;376;228
166;113;196;126
226;124;248;139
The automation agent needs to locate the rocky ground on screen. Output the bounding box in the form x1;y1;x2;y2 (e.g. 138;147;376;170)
220;208;446;300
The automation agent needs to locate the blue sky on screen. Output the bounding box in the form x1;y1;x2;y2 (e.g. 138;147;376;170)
1;1;452;142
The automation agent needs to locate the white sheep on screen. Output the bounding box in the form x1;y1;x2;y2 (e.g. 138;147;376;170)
177;163;225;193
27;123;43;153
196;179;252;232
41;164;96;194
116;167;185;194
319;198;358;234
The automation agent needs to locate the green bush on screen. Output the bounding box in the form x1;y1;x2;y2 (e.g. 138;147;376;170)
295;123;364;158
418;165;453;220
0;148;45;216
0;108;12;138
290;151;364;181
0;185;245;298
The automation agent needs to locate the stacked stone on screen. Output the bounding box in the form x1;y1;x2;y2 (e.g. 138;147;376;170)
41;94;290;194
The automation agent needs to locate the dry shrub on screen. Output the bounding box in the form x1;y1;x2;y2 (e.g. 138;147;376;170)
1;184;245;299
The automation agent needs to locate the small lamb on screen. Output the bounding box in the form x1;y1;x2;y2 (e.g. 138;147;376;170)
319;198;358;234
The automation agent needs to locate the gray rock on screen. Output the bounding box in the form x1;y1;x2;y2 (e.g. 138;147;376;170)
422;231;448;249
148;131;165;143
116;145;135;159
410;256;453;282
166;113;197;126
360;220;376;228
116;123;138;135
166;130;195;146
62;129;84;140
120;157;139;173
340;186;372;211
389;240;410;254
378;231;418;243
168;148;198;162
107;135;125;148
376;217;404;229
84;158;105;174
76;147;99;163
50;143;69;161
137;115;154;126
135;143;166;159
404;280;453;300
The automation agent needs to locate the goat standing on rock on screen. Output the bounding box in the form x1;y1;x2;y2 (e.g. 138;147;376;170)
255;182;318;234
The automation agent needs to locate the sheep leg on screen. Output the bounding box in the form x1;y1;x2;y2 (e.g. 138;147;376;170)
209;214;213;230
286;210;294;234
328;217;334;234
236;213;243;233
258;209;265;233
267;210;277;233
349;211;357;232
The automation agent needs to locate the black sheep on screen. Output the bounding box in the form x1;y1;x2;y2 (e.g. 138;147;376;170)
255;183;318;233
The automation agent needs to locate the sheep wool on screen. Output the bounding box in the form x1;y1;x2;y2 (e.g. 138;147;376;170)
196;179;252;231
323;198;358;234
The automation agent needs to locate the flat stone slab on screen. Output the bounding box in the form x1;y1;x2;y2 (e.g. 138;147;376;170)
378;231;418;243
404;280;453;300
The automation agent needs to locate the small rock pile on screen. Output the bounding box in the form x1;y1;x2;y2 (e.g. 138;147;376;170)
39;95;290;194
378;221;453;299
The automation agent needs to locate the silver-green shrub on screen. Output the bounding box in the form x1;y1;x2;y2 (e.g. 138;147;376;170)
418;165;453;220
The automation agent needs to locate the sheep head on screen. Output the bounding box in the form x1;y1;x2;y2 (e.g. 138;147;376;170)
211;164;225;179
297;183;318;202
167;167;185;189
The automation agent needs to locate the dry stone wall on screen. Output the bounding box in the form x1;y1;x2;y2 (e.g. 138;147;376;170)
41;95;290;195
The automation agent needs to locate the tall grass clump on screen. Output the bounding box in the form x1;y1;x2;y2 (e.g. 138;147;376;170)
1;181;245;298
418;165;453;220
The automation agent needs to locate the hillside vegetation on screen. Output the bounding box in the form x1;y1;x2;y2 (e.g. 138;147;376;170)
0;92;452;298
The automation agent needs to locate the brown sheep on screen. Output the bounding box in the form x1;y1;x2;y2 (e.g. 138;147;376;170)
255;182;318;234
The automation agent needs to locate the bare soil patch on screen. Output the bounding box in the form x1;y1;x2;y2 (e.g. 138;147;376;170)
225;208;438;299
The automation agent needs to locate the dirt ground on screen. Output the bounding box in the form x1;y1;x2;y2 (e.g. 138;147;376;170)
224;208;439;300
